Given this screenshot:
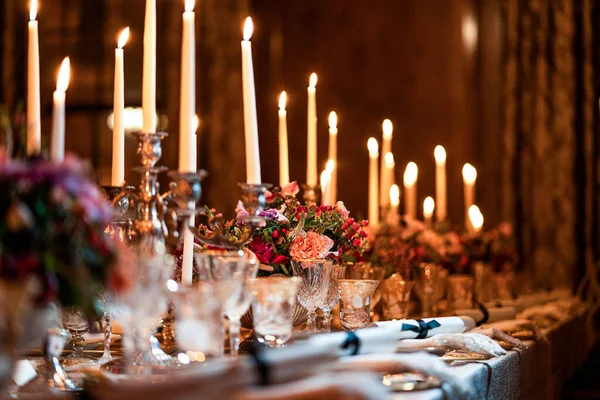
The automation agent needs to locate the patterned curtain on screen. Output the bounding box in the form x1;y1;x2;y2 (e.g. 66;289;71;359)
501;0;598;288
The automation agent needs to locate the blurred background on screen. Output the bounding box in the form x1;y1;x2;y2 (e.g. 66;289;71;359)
0;0;598;287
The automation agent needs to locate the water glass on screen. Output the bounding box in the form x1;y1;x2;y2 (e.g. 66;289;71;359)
414;263;447;317
380;276;415;320
335;279;379;331
249;277;301;347
319;264;347;332
61;308;94;366
172;283;223;357
346;262;386;316
447;274;474;310
291;259;332;333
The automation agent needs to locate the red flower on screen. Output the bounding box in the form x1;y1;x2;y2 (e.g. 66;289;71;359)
247;236;275;265
272;230;280;239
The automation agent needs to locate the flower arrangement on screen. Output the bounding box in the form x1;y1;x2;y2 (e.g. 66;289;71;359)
196;182;369;276
0;156;123;312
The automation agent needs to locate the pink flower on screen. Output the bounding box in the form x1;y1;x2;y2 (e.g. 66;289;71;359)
247;236;274;264
290;231;334;260
336;201;350;218
235;201;250;222
282;181;299;197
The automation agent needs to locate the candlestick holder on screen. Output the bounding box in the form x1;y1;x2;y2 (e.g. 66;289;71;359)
301;184;321;205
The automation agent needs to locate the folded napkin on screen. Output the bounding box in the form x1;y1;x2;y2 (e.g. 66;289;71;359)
454;306;517;325
375;316;475;339
235;371;388;400
305;326;399;356
331;352;469;399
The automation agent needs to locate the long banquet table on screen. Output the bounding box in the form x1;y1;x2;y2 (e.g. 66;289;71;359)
394;309;592;400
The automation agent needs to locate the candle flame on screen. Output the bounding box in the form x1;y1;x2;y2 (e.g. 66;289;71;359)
185;0;195;12
117;27;130;49
424;196;435;217
278;91;286;111
328;111;337;130
309;73;317;88
30;0;37;21
468;205;484;231
382;119;393;139
434;145;446;165
404;162;418;186
193;115;200;133
56;57;70;92
390;184;400;207
326;158;335;174
462;163;477;184
385;152;395;168
367;137;378;156
243;17;253;41
320;170;330;188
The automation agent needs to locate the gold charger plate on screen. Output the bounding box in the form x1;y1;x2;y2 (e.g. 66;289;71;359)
383;372;442;392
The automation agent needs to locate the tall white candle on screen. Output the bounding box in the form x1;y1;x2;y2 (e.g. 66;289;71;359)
320;169;331;206
462;163;477;231
434;145;447;221
380;119;393;206
192;115;199;170
181;119;200;286
306;73;318;186
51;57;70;162
142;0;156;133
278;91;289;186
324;159;334;205
423;196;435;229
27;0;41;156
327;111;338;203
368;138;379;228
112;28;129;186
382;152;395;208
468;205;483;234
403;162;418;219
241;17;261;184
179;0;196;172
389;184;400;223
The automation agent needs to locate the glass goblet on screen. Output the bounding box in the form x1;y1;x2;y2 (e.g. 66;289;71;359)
381;275;415;320
414;263;447;317
291;259;332;333
195;249;256;356
447;274;474;310
61;308;95;366
335;279;379;331
347;262;386;317
94;292;113;365
249;277;301;347
319;264;347;332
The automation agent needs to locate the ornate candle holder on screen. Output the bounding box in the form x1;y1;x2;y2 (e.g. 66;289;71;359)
301;184;321;205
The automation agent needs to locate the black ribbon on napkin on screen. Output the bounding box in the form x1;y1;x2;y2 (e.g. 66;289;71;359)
248;340;270;386
341;331;361;356
401;319;441;339
476;302;490;326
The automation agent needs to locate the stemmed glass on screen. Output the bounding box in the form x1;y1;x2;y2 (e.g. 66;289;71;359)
319;264;347;332
94;292;113;365
248;277;301;347
195;249;257;356
291;259;332;333
335;279;379;331
414;263;447;317
61;308;95;366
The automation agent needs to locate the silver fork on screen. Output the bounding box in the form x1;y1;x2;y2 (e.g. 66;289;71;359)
149;335;179;366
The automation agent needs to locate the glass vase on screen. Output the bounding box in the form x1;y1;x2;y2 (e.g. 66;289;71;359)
290;259;332;333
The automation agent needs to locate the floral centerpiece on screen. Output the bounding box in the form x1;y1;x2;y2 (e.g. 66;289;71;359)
0;156;124;312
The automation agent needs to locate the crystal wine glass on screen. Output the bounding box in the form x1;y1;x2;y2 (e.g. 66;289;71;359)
291;259;331;333
195;249;257;356
318;264;347;332
335;279;379;331
61;308;95;366
249;277;301;347
94;292;113;365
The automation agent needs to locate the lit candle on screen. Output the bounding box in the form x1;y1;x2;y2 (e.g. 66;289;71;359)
50;57;70;162
306;73;318;186
382;152;395;209
462;163;477;231
403;162;418;219
192;115;199;170
142;0;156;133
327;111;338;203
278;91;289;186
380;119;393;206
368;138;379;228
27;0;41;156
423;196;435;229
179;0;196;173
112;28;129;186
434;145;447;221
320;168;331;206
241;17;262;184
468;205;483;234
323;159;334;205
389;184;400;222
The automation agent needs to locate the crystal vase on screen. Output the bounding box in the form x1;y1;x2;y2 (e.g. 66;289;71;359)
290;259;332;333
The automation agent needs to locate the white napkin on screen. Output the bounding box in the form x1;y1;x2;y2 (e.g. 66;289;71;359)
454;306;517;324
375;316;475;339
305;326;399;356
396;333;507;358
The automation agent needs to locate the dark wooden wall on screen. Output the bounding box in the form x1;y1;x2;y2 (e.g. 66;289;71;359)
1;0;503;226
